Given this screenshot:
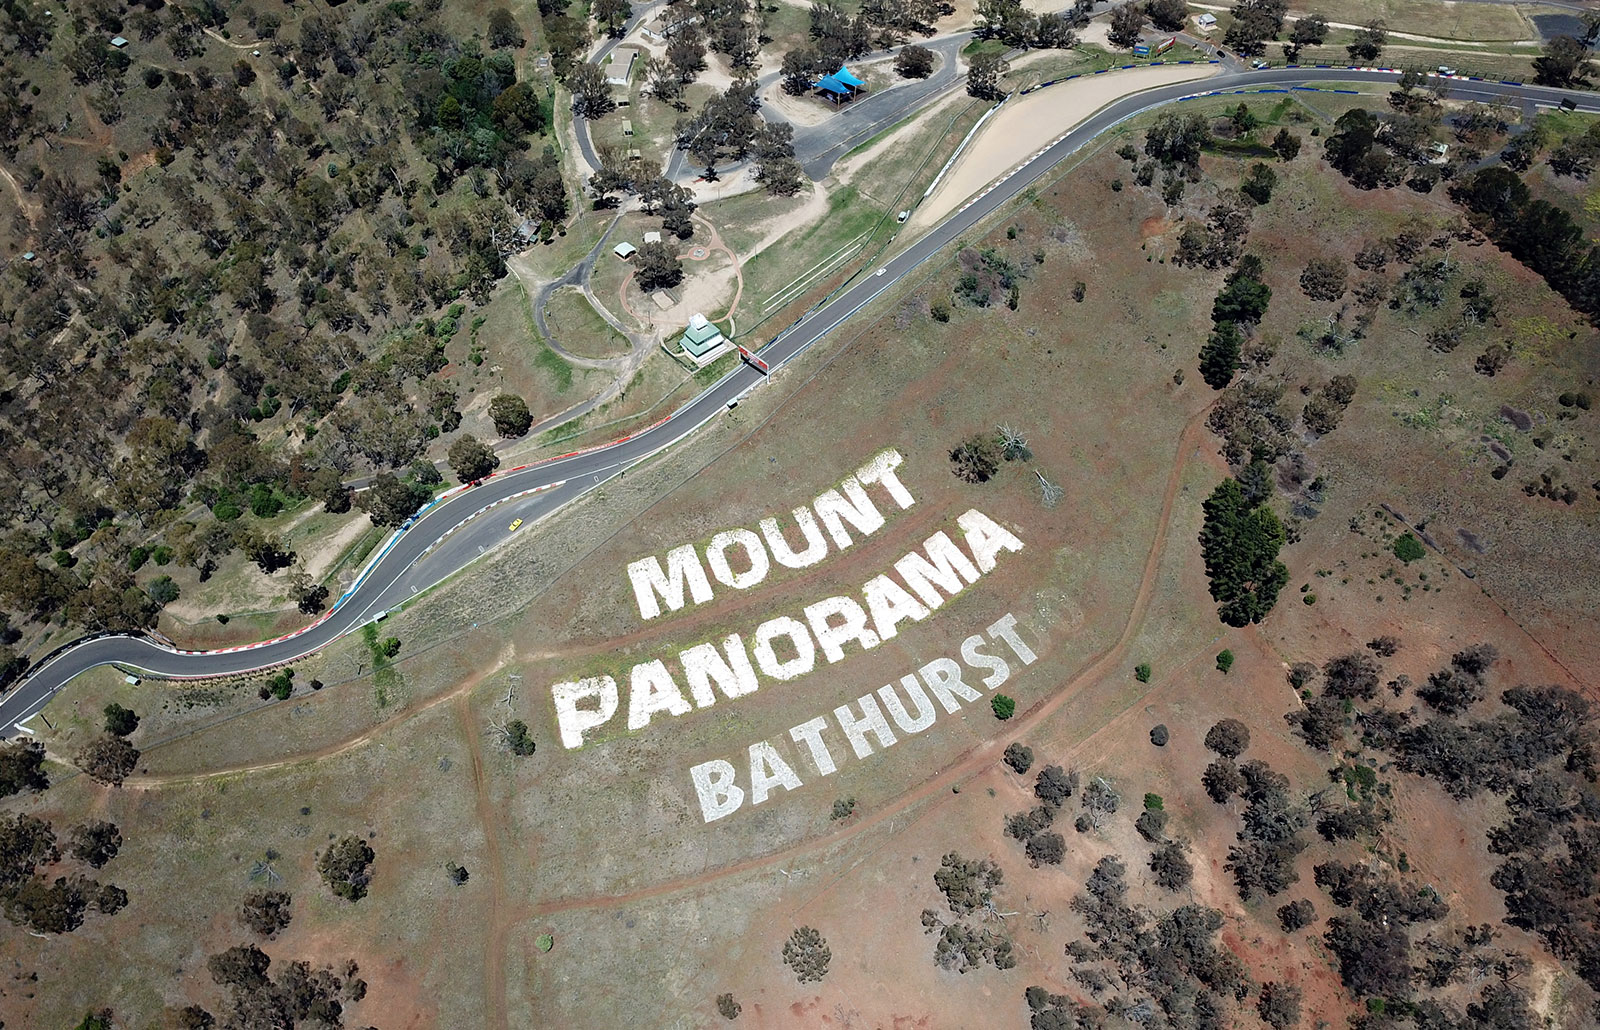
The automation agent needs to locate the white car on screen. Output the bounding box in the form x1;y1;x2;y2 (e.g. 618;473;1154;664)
875;267;887;277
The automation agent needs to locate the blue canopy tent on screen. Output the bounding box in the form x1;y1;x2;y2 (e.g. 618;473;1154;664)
813;74;851;103
833;65;865;89
813;66;865;104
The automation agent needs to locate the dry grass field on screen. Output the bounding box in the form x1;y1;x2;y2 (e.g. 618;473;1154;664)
6;95;1600;1029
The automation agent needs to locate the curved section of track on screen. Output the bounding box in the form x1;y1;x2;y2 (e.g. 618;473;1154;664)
4;67;1596;737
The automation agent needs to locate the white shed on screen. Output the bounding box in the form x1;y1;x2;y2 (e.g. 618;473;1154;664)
613;242;637;259
1194;13;1217;30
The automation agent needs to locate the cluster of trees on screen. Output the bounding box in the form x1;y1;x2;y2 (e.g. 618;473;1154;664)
1;0;570;649
1;812;126;934
77;702;144;786
1323;81;1492;196
592;151;700;233
671;78;801;191
975;0;1083;50
1198;255;1271;389
1532;19;1600;87
1276;631;1600;1008
1003;763;1078;867
783;0;968;94
947;425;1029;483
1452;165;1600;325
921;852;1015;972
1211;0;1381;64
1197;476;1288;626
195;943;367;1029
1199;722;1312;901
1107;0;1196;50
1060;856;1250;1028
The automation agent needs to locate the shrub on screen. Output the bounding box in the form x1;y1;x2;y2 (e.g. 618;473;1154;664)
782;926;831;983
488;393;533;437
103;703;139;737
1002;743;1034;774
716;993;742;1019
950;434;1001;483
991;694;1016;720
1204;718;1250;758
1135;808;1169;842
1134;662;1151;683
76;734;139;786
1034;765;1080;807
238;889;293;936
1149;724;1169;747
317;837;376;902
147;575;180;605
1278;898;1317;931
1216;649;1235;674
1392;533;1425;563
1025;831;1066;867
505;719;536;756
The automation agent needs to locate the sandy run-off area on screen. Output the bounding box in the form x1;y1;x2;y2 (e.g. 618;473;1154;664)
909;62;1221;234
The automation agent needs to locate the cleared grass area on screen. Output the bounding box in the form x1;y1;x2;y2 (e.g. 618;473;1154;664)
1203;0;1532;41
705;185;819;258
762;0;815;58
465;280;606;422
1285;41;1539;82
736;184;887;322
542;286;631;359
1010;42;1213;86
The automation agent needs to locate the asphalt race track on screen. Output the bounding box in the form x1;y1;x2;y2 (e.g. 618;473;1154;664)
5;67;1598;737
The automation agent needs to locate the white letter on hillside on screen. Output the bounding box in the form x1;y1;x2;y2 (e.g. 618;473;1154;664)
552;675;619;750
961;634;1011;690
894;532;980;609
760;508;829;569
627;545;714;620
862;573;931;642
813;476;885;549
878;674;938;734
748;742;803;805
856;449;916;510
691;760;745;823
988;612;1038;665
705;528;770;590
919;657;983;714
957;509;1025;572
752;616;817;680
789;717;839;776
680;634;759;708
627;660;692;731
834;693;899;759
803;595;881;664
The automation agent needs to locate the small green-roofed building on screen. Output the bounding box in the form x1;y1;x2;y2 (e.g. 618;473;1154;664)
680;313;726;357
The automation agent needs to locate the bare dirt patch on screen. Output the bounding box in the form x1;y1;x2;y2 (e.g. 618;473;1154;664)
910;63;1221;234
